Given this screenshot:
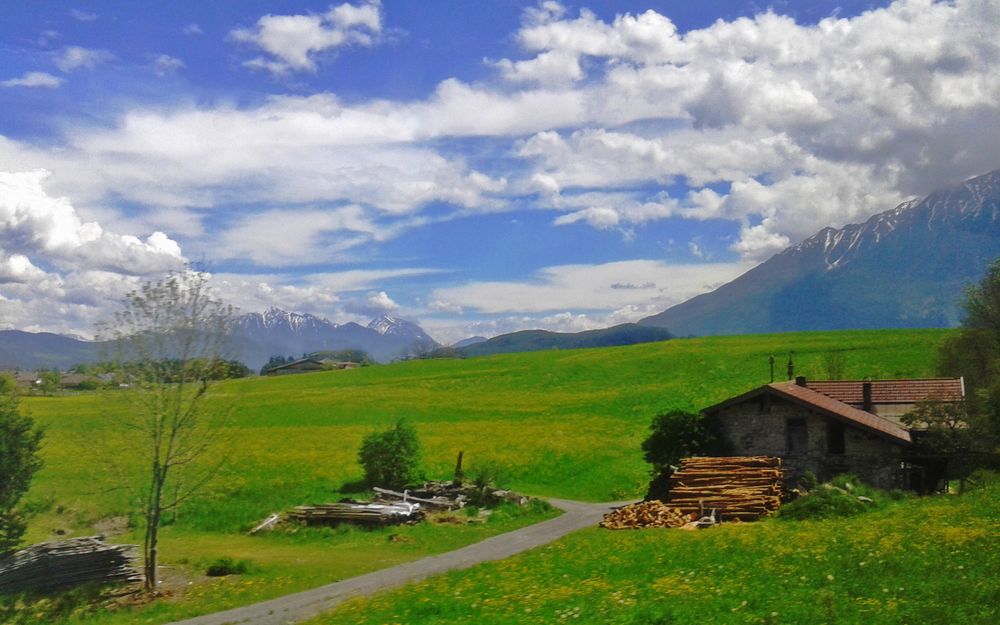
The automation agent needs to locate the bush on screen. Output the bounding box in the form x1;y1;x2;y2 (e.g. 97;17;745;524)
205;557;251;576
778;474;902;520
358;419;421;490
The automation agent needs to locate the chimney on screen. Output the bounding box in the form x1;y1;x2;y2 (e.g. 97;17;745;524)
795;376;807;387
862;380;873;413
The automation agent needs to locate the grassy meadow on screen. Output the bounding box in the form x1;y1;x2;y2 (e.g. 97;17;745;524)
312;476;1000;625
13;329;951;623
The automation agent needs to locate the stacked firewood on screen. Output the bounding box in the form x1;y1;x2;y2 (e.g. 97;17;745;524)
0;536;141;594
599;501;693;529
667;456;783;521
287;501;423;526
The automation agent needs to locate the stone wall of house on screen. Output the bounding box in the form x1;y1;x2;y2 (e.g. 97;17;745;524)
712;395;905;489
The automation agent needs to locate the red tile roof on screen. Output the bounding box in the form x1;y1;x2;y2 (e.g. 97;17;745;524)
768;382;912;444
702;381;914;445
805;378;964;404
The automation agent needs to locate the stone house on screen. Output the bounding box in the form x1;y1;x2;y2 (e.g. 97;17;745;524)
702;377;964;490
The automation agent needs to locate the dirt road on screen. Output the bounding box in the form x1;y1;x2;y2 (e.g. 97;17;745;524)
166;498;621;625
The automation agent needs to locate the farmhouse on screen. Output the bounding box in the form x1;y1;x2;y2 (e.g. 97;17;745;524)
703;377;964;491
264;357;327;375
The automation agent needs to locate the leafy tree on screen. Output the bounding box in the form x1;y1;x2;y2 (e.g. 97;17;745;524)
0;372;44;557
358;419;421;490
37;369;61;396
902;401;998;490
260;355;290;375
934;257;1000;481
641;409;723;500
98;270;234;591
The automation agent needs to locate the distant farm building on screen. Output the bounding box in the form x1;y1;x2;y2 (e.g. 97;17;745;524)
264;358;327;375
703;377;964;491
264;358;360;376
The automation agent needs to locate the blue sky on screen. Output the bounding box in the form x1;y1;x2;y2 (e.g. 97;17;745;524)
1;0;999;344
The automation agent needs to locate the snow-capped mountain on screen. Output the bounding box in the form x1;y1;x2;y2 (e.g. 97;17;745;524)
231;309;439;369
367;315;437;343
641;168;1000;336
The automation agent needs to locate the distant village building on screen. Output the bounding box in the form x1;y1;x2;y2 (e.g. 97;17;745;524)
264;358;327;375
702;377;964;491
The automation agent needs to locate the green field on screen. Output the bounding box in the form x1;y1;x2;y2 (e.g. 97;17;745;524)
313;478;1000;625
13;329;951;623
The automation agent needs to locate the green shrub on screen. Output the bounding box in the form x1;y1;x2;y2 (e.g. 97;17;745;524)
204;557;251;577
779;474;897;520
358;419;421;490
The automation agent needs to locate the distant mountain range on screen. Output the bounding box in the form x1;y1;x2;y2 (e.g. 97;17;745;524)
429;324;674;358
640;168;1000;336
0;310;440;371
0;330;101;370
232;309;439;368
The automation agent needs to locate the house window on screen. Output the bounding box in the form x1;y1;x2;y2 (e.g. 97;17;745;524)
828;420;846;454
787;418;808;454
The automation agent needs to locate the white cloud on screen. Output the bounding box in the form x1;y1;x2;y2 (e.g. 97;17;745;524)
2;71;63;88
231;1;382;74
54;46;113;72
152;54;184;76
497;0;1000;256
183;23;203;36
69;9;97;22
0;170;184;274
431;259;751;315
213;206;384;266
344;290;398;316
0;171;189;335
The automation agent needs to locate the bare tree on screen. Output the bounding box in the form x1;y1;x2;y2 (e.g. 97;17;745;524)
99;270;233;592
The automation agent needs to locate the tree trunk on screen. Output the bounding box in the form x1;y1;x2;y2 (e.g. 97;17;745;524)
144;466;165;592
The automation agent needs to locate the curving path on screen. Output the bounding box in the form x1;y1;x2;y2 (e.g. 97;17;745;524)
166;498;624;625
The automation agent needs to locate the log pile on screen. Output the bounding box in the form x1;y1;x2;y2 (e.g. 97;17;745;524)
287;502;423;526
0;536;141;594
599;501;692;529
667;456;783;521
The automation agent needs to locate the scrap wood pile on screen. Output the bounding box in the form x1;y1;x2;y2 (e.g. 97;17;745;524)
375;481;529;510
599;501;693;529
667;456;784;521
0;536;141;594
286;501;423;527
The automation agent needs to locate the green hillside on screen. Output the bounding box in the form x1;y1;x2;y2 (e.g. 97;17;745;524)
13;329;950;624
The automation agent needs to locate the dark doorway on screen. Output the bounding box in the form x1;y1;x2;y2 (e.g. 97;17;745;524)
827;420;846;454
787;418;808;454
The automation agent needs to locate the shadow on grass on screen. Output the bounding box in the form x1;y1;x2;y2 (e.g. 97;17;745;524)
338;478;370;494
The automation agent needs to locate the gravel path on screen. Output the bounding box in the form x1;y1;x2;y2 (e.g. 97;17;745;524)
166;498;622;625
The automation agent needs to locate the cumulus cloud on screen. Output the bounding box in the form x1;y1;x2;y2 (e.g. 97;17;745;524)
344;290;398;316
183;24;203;36
152;54;184;76
2;71;63;88
0;171;187;334
54;46;113;72
231;1;382;74
499;0;1000;257
0;170;184;274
